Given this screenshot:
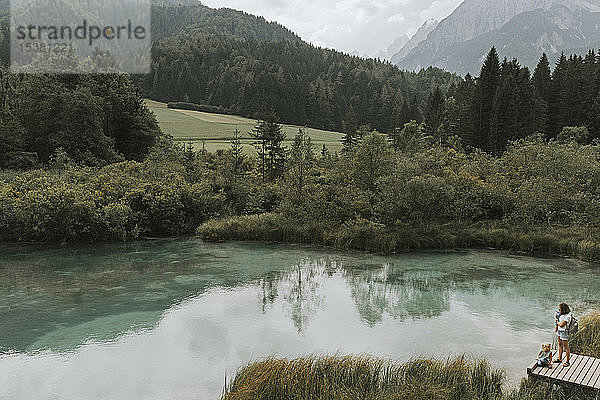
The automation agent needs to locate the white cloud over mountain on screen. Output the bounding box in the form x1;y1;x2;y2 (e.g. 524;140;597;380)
200;0;462;56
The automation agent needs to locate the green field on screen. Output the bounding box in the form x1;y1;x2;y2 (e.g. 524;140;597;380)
145;100;344;154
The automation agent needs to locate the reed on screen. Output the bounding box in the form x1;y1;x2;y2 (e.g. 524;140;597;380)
218;307;600;400
221;355;504;400
198;214;600;261
571;311;600;359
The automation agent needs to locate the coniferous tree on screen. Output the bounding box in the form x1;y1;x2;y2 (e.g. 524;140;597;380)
341;105;359;153
320;144;329;158
587;93;600;140
250;113;286;182
550;52;569;136
532;53;552;105
227;128;247;183
424;86;446;144
472;47;501;151
439;96;462;144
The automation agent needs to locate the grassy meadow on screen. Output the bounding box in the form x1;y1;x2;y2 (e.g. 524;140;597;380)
145;100;344;154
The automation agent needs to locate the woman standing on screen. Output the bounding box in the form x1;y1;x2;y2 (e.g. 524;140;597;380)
555;302;572;367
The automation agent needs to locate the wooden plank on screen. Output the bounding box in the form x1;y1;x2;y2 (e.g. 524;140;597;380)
541;350;560;377
568;355;592;384
528;353;600;391
544;355;568;380
529;350;556;377
580;358;600;388
540;350;561;378
547;350;568;379
589;360;600;389
554;354;582;382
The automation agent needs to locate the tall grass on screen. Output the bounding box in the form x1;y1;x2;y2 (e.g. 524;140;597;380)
571;311;600;359
198;214;600;261
222;355;504;400
219;311;600;400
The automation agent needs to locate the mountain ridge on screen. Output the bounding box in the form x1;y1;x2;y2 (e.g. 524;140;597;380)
394;0;600;74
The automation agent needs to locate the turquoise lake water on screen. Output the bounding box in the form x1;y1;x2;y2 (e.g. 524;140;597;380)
1;239;599;399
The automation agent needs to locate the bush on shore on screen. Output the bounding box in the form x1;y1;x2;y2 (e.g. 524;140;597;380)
0;159;226;243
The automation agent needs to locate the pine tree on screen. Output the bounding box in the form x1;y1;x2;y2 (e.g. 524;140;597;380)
550;52;569;136
587;93;600;141
472;47;501;151
424;86;446;144
532;53;552;105
341;105;359;152
228;128;247;183
250;113;286;182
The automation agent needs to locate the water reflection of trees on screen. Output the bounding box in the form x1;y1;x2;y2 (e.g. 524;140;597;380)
261;255;600;332
260;260;327;332
260;259;452;331
346;263;450;326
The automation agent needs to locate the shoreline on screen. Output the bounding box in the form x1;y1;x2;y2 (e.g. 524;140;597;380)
197;213;600;263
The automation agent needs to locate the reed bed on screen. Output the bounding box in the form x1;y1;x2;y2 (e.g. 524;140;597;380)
218;310;600;400
198;214;600;261
571;311;600;359
221;355;504;400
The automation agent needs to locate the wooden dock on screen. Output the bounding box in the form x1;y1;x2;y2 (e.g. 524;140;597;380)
527;351;600;390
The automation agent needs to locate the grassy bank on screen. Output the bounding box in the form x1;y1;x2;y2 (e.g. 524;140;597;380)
197;213;600;261
222;312;600;400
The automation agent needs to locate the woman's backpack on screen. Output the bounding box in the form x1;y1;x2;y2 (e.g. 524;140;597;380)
567;315;579;336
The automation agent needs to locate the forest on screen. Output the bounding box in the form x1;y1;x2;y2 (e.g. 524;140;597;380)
1;0;600;263
0;68;162;168
136;4;457;133
425;48;600;154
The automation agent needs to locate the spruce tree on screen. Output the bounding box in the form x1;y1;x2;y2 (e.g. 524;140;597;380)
250;113;286;182
341;105;359;152
424;87;446;144
472;47;501;151
532;53;552;116
550;52;569;136
228;128;247;183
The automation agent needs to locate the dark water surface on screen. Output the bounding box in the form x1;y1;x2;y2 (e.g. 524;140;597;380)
1;239;599;399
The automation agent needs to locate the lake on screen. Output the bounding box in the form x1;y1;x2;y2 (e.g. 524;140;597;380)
1;239;599;399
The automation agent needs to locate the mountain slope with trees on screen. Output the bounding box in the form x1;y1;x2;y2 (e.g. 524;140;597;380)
143;4;458;133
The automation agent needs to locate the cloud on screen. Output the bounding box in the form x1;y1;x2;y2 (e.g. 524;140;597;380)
200;0;462;56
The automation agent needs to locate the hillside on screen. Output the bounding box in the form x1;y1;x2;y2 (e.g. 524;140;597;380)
142;3;459;134
150;3;300;42
390;19;438;64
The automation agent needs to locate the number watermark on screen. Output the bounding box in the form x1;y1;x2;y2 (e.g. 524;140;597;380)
11;0;151;74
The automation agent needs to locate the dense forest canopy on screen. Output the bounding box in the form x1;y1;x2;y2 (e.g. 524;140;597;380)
151;3;300;42
0;68;162;168
426;48;600;154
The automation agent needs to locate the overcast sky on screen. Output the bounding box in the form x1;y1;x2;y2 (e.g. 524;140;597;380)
201;0;463;56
